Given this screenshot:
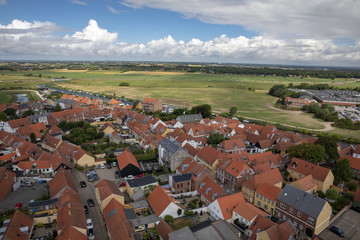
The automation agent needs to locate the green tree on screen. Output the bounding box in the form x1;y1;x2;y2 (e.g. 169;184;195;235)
306;102;321;113
287;143;327;163
0;111;8;121
4;108;17;119
315;136;340;162
346;181;358;191
190;104;212;118
229;107;237;115
164;215;174;224
325;187;340;200
177;208;182;216
143;185;156;197
54;104;62;112
207;132;225;146
30;132;36;143
23;109;35;117
268;84;289;98
333;159;353;184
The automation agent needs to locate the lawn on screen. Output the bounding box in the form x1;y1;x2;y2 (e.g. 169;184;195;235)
171;218;195;230
0;90;41;104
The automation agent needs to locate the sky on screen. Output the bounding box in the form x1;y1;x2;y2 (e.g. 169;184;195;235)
0;0;359;66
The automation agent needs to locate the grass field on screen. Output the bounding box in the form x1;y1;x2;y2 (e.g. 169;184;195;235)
0;90;41;104
0;69;359;138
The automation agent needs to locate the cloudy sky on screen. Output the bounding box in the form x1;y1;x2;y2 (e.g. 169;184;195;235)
0;0;359;66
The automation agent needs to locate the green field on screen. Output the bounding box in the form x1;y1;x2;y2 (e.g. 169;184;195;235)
0;90;41;104
0;69;359;139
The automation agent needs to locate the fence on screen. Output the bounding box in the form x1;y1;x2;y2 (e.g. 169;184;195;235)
173;191;199;198
328;204;351;225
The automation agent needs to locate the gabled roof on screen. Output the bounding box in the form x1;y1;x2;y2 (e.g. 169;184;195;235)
197;145;224;165
249;215;275;240
291;175;317;192
234;202;268;222
339;145;354;158
219;139;245;151
339;156;360;171
243;168;283;191
143;97;160;105
287;158;332;182
49;169;78;198
117;148;140;170
197;176;226;203
217;159;250;178
50;151;71;170
252;162;272;174
95;179;123;202
258;220;296;240
173;173;192;183
16;160;51;170
2;210;34;240
155;219;173;240
176;113;203;123
41;134;61;149
215;192;245;220
7;117;31;129
147;185;182;216
158;138;179;156
56;141;78;158
277;184;328;219
255;183;282;202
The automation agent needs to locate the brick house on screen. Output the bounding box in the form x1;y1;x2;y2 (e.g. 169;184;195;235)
170;174;191;193
142;97;162;112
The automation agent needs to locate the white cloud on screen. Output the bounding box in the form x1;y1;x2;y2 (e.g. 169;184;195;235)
69;0;87;6
0;0;6;5
119;0;360;40
0;19;359;66
107;5;120;14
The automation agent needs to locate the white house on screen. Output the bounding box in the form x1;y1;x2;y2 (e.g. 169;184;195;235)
207;192;245;221
147;185;183;218
13;160;53;176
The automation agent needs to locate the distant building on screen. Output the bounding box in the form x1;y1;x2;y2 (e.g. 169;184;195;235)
142;97;162;112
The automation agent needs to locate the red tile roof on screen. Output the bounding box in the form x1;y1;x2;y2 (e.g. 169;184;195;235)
95;179;123;202
255;183;282;202
292;175;318;192
217;159;250;178
7;117;31;129
197;176;226;203
252;162;272;174
155;219;173;240
197;145;224;165
2;210;34;240
234;202;268;222
216;192;245;220
340;156;360;171
49;169;78;198
117;148;140;170
0;152;16;162
147;185;182;216
288;158;332;182
16;160;51;170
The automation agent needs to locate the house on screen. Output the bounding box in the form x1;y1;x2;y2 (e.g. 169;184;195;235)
242;168;283;203
28;198;58;214
176;113;203;125
0;167;16;200
285;97;313;108
197;176;227;205
41;134;62;152
13;160;53;176
1;210;34;240
290;175;318;193
338;156;360;179
287;158;334;192
189;219;242;240
117;148;141;177
126;175;158;196
129;214;159;233
73;148;96;167
155;219;173;240
1;117;31;133
158;138;189;171
249;217;296;240
216;158;254;191
0;152;17;164
101;122;116;135
353;144;360;158
56;188;87;240
48;169;78;199
218;139;246;154
253;183;282;216
50;151;72;173
95;179;125;211
169;173;192;193
128;199;149;214
208;192;245;221
27;113;49;125
142;97;162;112
147;185;183;218
17;122;47;142
169;226;197;240
197;145;224;173
103;198;137;240
276;184;332;237
232;202;269;237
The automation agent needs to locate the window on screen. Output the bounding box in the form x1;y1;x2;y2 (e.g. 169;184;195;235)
293;221;297;227
280;202;286;209
260;196;263;200
264;204;268;210
290;208;294;213
267;199;270;204
257;201;261;206
299;224;304;230
256;193;259;198
277;212;281;218
308;217;314;225
297;211;302;217
271;201;274;206
243;192;245;196
283;215;286;220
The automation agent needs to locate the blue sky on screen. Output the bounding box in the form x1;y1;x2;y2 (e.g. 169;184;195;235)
0;0;359;66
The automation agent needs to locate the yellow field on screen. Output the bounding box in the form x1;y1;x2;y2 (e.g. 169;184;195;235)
51;69;88;73
121;71;185;75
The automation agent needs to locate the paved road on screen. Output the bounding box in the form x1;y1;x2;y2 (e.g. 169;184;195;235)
72;169;108;240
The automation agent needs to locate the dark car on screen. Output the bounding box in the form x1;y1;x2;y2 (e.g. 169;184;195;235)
87;198;95;207
114;170;120;179
84;205;89;214
107;163;112;169
350;206;360;213
87;228;95;240
80;181;87;188
329;226;344;237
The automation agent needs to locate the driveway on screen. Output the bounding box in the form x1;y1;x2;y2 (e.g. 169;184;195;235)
72;169;108;240
319;209;360;240
0;182;48;211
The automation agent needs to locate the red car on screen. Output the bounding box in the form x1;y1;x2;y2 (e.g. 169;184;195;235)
136;174;144;178
15;203;22;209
119;182;126;186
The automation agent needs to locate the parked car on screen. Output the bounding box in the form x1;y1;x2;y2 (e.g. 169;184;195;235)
119;182;126;187
124;175;134;180
350;206;360;213
107;162;112;169
112;161;117;167
84;205;89;214
80;181;87;188
87;198;95;207
114;170;120;179
135;173;144;178
101;164;105;169
86;219;93;229
329;226;344;237
87;228;95;240
15;203;22;209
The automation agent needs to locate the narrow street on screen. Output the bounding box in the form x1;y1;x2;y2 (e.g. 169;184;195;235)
72;169;108;240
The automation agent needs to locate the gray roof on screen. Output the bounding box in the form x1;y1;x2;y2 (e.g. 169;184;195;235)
28;198;58;208
211;220;241;240
276;184;328;219
130;214;159;228
55;99;76;105
176;113;203;123
130;199;149;210
193;225;222;240
131;188;145;202
124;208;137;220
169;226;197;240
158;138;179;156
172;174;192;183
127;175;157;188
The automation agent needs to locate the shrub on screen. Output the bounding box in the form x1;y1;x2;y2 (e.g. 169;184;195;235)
164;215;174;223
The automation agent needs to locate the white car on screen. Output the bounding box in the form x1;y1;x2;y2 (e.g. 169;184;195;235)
100;164;105;169
86;219;93;230
124;175;134;180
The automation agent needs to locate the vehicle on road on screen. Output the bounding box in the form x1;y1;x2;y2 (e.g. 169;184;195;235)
107;162;112;169
87;198;95;207
114;170;120;179
112;161;117;167
84;205;89;214
87;228;95;240
329;226;344;237
120;182;126;187
101;164;105;169
80;181;87;188
15;203;22;209
86;219;93;229
124;175;134;180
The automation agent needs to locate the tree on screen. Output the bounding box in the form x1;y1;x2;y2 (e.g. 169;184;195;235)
143;185;156;197
54;104;62;112
0;111;8;122
207;132;225;146
229;107;237;115
4;108;17;119
315;136;340;162
306;102;321;113
287;143;327;164
190;104;212;118
325;187;340;200
30;132;36;143
164;215;174;224
23;109;34;117
333;159;353;184
346;181;358;191
177;208;182;216
268;84;289;98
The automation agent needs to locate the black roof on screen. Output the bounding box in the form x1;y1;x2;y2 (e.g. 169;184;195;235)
173;174;192;183
127;175;157;188
29;198;58;208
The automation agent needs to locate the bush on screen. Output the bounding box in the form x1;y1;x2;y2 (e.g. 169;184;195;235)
346;181;358;192
325;187;340;200
177;209;182;216
164;215;174;223
316;191;325;199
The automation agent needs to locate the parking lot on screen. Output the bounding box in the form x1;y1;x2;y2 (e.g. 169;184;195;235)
319;209;360;240
0;182;48;210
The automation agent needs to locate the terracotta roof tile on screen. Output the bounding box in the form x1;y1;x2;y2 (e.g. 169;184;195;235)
147;185;182;216
291;175;318;192
117;148;140;170
340;156;360;171
255;183;282;202
197;145;224;165
49;168;78;198
287;158;332;182
234;202;268;222
197;176;226;203
216;192;245;220
155;219;173;240
95;179;123;202
2;210;34;240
